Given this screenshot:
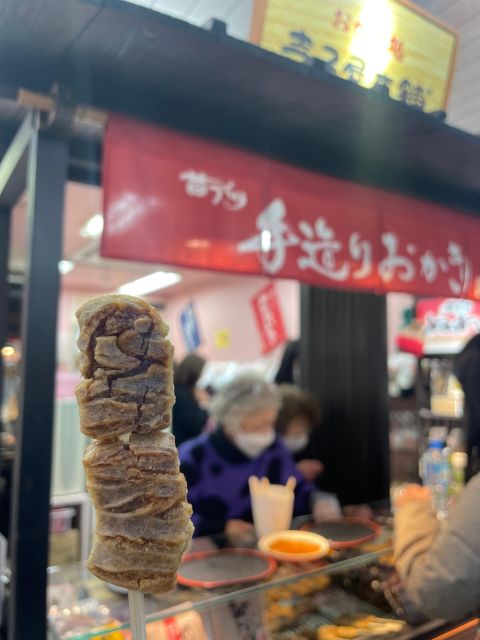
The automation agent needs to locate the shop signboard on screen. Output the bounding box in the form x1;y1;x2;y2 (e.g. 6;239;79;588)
102;116;480;300
251;284;287;354
250;0;457;113
417;298;480;337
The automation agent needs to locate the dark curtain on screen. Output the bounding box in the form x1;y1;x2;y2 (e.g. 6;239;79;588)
300;285;390;505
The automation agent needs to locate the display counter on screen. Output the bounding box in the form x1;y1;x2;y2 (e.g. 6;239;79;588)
47;525;477;640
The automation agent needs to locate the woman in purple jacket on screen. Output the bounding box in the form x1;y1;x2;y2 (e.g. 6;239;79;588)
179;374;313;537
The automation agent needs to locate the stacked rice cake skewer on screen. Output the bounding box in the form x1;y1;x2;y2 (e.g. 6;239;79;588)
76;294;193;593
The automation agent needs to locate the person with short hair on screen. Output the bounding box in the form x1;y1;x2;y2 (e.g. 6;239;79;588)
455;334;480;477
395;477;480;620
179;374;313;537
275;384;324;483
172;353;209;447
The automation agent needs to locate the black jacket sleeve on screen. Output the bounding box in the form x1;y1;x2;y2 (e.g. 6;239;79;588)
172;386;208;446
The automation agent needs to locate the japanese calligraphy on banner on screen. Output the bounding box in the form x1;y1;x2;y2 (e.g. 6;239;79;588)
102;116;480;299
251;284;287;354
250;0;457;113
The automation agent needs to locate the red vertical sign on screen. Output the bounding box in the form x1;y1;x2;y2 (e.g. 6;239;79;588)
251;284;287;354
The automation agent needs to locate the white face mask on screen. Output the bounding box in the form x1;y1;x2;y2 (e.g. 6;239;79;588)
283;433;309;454
234;431;275;458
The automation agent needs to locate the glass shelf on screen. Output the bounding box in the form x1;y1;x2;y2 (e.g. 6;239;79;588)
47;528;393;639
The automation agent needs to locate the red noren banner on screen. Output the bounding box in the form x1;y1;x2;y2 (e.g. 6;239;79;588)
102;115;480;300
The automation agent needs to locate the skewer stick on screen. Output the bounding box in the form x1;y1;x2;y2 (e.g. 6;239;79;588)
128;590;147;640
286;476;297;492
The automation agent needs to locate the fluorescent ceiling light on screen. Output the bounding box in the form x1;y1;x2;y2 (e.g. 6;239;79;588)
118;271;182;296
186;239;211;249
80;213;104;239
59;260;74;275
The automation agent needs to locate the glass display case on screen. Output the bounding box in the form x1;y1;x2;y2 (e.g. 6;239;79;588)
46;526;472;640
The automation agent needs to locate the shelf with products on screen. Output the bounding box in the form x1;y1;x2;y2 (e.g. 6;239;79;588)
418;409;463;423
46;526;463;640
417;359;465;458
50;492;92;566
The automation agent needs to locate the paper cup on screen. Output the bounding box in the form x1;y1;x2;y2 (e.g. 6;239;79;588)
250;484;294;538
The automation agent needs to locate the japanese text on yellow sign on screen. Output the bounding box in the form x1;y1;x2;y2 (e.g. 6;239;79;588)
251;0;457;113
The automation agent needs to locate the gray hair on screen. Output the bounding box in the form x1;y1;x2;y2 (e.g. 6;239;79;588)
211;373;280;433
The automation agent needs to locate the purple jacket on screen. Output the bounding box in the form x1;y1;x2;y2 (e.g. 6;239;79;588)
179;429;313;536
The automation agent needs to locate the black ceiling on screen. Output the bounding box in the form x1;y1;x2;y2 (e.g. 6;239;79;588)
0;0;479;214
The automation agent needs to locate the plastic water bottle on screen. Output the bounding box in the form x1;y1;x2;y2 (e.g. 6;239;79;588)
420;439;451;520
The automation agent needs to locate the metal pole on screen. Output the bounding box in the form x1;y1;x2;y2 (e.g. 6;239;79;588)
8;126;68;640
0;207;11;420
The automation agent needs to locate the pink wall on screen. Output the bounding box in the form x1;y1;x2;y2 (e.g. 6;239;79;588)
54;276;300;398
57;282;412;380
386;292;415;354
162;277;300;362
57;288;94;372
55;288;94;397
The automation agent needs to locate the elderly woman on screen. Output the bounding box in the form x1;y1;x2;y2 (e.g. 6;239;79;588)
179;374;312;537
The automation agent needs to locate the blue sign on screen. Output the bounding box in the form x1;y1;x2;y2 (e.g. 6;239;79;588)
180;302;201;352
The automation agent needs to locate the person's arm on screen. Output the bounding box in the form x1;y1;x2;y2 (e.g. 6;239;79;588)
395;476;480;620
296;458;325;482
192;513;227;537
173;391;209;439
293;475;314;516
274;445;314;516
179;444;226;537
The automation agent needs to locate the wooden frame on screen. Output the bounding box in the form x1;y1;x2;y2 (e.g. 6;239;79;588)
249;0;458;111
396;0;458;108
250;0;267;44
432;619;479;640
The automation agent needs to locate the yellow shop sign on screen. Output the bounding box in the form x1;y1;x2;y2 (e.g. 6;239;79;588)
250;0;457;113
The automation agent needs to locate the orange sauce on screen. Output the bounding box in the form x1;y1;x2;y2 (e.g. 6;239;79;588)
270;538;319;554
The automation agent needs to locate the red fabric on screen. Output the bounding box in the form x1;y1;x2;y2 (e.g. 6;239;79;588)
395;334;424;358
102;115;480;299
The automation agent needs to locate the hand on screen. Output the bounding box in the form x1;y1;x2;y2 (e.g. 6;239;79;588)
313;493;343;522
343;504;374;520
297;459;325;482
394;484;431;509
225;519;255;537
